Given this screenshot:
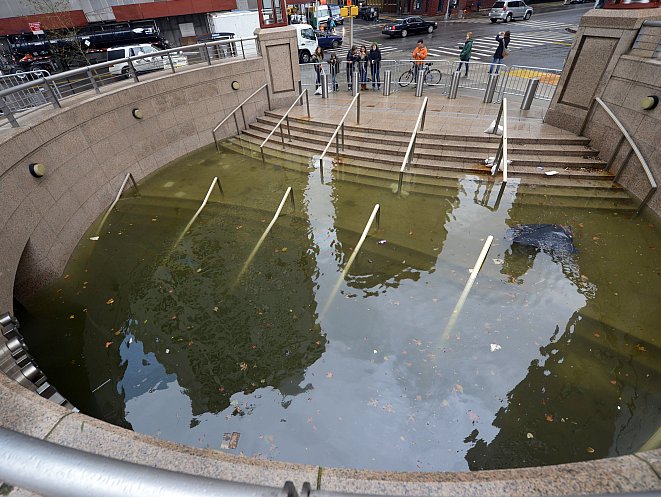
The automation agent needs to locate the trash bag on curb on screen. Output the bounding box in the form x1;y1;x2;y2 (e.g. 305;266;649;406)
505;224;577;255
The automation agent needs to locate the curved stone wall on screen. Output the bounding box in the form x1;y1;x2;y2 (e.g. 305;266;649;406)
0;57;660;496
0;59;269;312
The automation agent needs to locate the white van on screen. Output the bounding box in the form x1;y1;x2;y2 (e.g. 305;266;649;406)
108;44;187;78
294;24;319;63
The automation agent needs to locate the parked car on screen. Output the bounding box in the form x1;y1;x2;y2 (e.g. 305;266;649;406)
358;6;380;20
315;31;343;50
108;44;187;78
489;0;533;22
381;17;437;38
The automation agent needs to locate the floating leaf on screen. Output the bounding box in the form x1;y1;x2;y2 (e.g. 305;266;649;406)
325;372;333;379
545;414;554;422
69;315;75;319
586;446;595;453
239;362;248;371
89;236;99;241
106;298;114;305
526;432;534;439
104;341;113;348
490;343;502;352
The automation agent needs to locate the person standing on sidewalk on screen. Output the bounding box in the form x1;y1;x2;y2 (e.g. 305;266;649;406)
457;32;473;77
412;39;428;82
358;45;369;91
346;46;358;91
368;42;382;90
328;53;341;91
312;46;324;91
488;31;509;74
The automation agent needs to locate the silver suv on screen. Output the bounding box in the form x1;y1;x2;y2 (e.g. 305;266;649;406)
489;0;533;22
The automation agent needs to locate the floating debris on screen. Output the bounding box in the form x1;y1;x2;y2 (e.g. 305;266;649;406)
221;432;240;449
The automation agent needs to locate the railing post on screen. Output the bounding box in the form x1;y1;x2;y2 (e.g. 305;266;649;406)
0;98;19;128
579;99;596;136
608;136;626;173
448;71;460;99
415;69;424;97
43;80;61;108
266;86;271;110
420;100;427;131
298;81;303;106
286;116;291;142
484;73;499;103
352;71;358;97
383;70;391;96
613;146;634;183
128;59;139;82
356;93;360;125
305;88;310;117
341;123;345;150
233;113;241;135
492;100;504;135
279;123;285;147
167;53;176;73
86;69;100;94
335;132;340;158
240;39;245;59
204;43;212;65
321;73;328;99
520;77;539;110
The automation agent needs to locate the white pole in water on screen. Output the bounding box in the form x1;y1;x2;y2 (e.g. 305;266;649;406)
441;235;494;341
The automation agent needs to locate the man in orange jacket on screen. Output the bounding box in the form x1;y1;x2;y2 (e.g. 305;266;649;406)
412;39;427;81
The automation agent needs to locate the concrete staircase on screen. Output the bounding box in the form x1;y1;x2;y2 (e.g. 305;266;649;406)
223;109;637;210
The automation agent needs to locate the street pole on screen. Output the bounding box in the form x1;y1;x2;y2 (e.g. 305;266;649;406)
444;0;451;20
350;11;353;49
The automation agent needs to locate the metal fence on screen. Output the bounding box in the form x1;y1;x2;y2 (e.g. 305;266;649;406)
299;57;560;103
0;36;260;127
0;70;58;112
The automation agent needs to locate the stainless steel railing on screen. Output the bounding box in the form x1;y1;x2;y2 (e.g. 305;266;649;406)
317;91;361;180
397;96;428;194
213;83;270;150
580;97;657;216
94;172;140;237
0;36;260;128
489;98;509;184
174;177;225;247
259;89;310;162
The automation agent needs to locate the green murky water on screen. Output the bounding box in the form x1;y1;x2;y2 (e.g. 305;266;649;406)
17;142;661;472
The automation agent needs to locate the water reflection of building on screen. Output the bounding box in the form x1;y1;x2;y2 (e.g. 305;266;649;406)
332;180;459;292
464;200;661;470
64;203;327;427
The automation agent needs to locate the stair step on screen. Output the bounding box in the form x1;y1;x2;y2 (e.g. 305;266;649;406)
263;111;594;146
222;139;635;211
253;118;599;158
240;128;611;176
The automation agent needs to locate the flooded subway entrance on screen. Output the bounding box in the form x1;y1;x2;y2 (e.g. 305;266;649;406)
16;143;661;472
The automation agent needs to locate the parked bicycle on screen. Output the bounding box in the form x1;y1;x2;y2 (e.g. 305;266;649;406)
398;62;442;87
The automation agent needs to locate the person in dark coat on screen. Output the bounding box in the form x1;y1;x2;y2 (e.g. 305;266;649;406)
358;45;369;90
312;46;324;90
489;31;510;74
368;42;382;90
346;46;358;91
328;53;341;91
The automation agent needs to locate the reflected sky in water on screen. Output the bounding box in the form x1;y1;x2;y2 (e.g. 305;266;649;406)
17;143;661;472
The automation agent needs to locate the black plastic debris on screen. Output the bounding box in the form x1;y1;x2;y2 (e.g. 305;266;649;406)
505;224;577;255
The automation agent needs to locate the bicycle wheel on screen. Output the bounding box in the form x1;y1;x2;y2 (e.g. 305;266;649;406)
425;69;442;86
398;70;414;87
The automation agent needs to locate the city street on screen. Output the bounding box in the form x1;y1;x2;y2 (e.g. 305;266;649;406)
326;3;593;70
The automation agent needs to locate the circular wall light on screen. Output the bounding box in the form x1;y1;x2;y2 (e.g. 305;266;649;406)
28;163;45;178
640;96;658;111
231;80;240;91
132;108;143;119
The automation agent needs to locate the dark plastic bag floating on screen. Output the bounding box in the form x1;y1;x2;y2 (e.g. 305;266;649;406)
505;224;577;255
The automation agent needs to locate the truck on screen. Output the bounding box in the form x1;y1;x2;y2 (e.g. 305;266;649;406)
1;20;167;74
207;11;318;64
207;11;260;55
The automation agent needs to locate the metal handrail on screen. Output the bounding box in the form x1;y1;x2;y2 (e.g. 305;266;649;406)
234;187;295;287
94;172;139;237
320;204;380;320
317;92;361;180
0;36;260;128
580;97;657;217
174;177;224;247
212;83;270;151
259;89;310;162
441;235;494;341
490;98;509;183
397;96;428;194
